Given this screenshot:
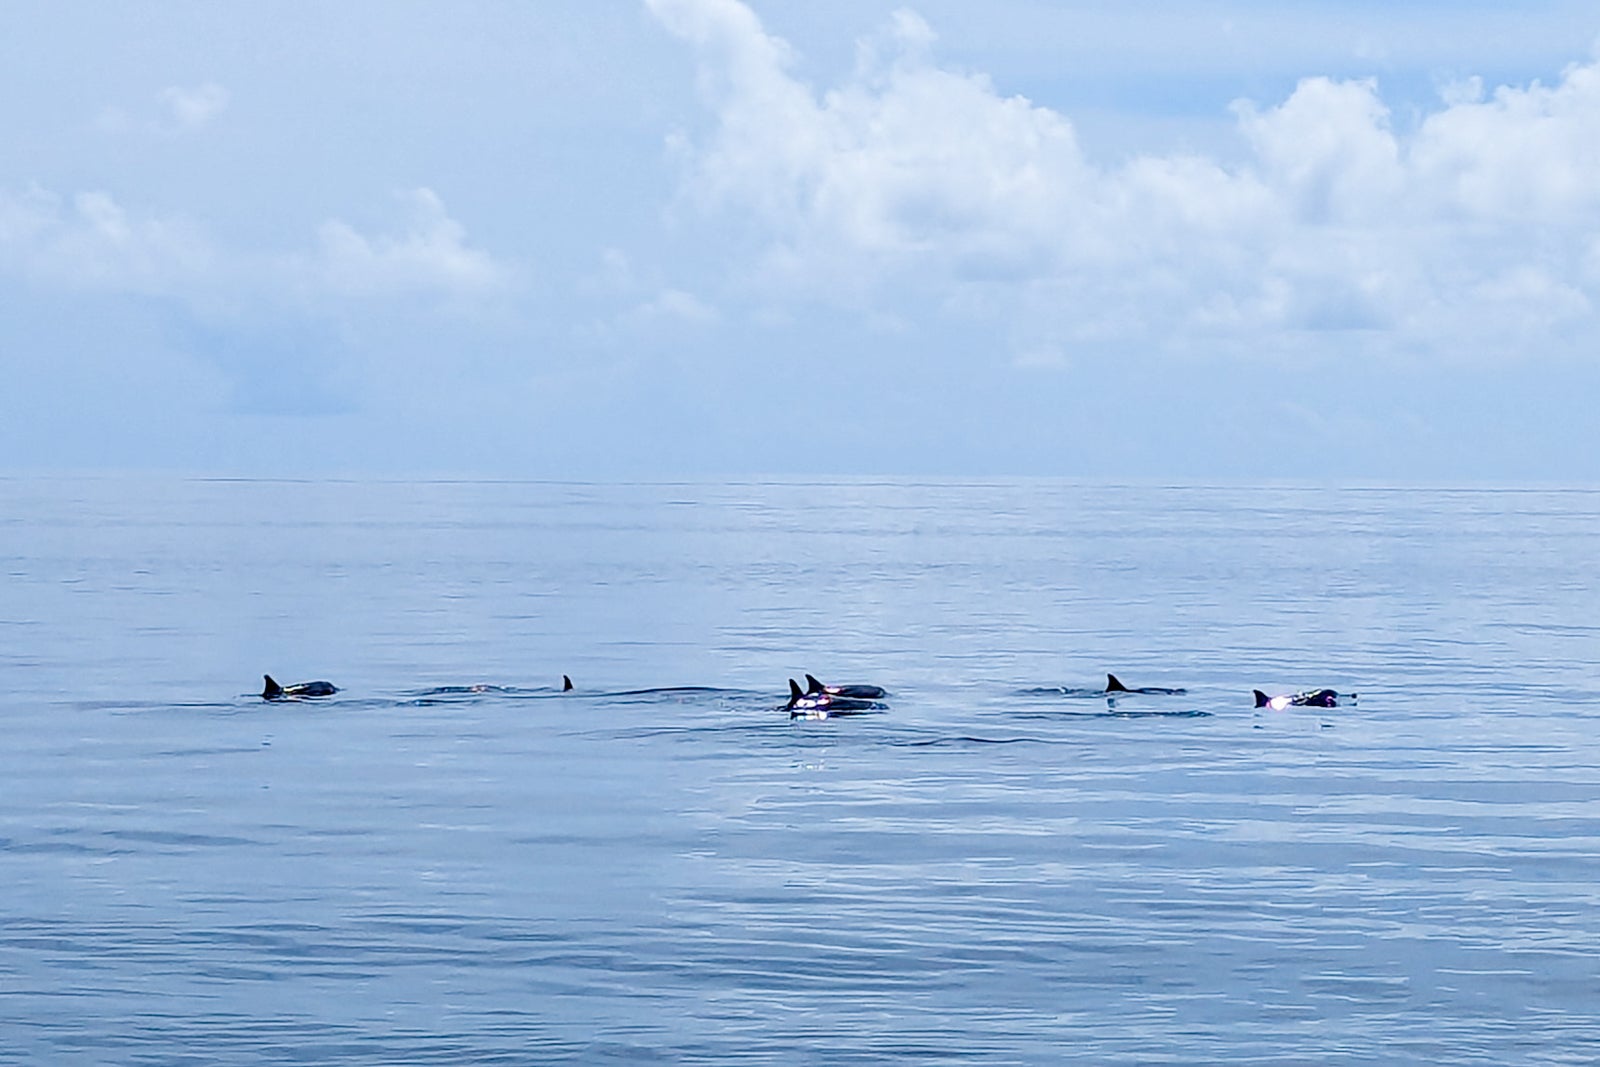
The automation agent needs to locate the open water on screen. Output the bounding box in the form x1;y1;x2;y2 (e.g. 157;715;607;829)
2;477;1598;1064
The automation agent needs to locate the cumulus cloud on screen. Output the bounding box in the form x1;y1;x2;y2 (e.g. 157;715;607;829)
310;188;508;302
0;185;213;293
1410;60;1600;223
649;0;1600;361
654;1;1088;288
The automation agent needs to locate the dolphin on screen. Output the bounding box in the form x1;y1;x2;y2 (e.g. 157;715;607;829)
410;675;572;697
262;674;338;700
804;674;888;700
421;683;514;695
1105;674;1187;695
787;678;884;719
1253;688;1348;710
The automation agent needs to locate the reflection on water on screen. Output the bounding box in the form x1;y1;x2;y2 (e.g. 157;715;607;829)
2;478;1599;1064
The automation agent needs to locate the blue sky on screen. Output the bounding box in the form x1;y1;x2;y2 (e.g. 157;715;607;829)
4;0;1599;481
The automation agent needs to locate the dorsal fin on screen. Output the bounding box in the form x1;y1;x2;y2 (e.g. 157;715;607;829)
562;675;573;691
1253;689;1270;708
788;678;804;707
262;674;283;700
1106;673;1129;693
805;674;825;694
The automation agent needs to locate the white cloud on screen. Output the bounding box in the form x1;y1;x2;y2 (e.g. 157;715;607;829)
653;0;1088;294
0;185;214;293
1234;77;1403;225
649;0;1600;362
160;83;230;130
309;188;509;302
1410;59;1600;223
1;184;511;313
635;287;719;324
97;82;231;136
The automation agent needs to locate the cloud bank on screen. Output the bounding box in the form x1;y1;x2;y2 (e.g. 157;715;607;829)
649;0;1600;364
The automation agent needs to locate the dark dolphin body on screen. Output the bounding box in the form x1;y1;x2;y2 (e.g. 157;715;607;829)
1253;688;1349;709
410;675;573;698
1021;673;1188;698
421;684;516;696
262;674;338;700
787;678;885;719
804;674;888;700
1105;674;1187;696
1018;684;1106;697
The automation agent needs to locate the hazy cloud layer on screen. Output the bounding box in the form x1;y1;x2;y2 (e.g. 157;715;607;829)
1;183;508;308
650;0;1600;363
0;186;213;293
4;2;1599;478
96;82;232;137
1;180;516;430
160;83;231;130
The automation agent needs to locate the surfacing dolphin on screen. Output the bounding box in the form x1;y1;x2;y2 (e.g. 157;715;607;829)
1105;674;1187;696
410;675;572;697
804;674;888;700
1253;688;1352;710
787;678;885;719
1020;673;1188;698
262;674;338;700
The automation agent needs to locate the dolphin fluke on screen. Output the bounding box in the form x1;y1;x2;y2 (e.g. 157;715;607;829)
562;675;573;691
1106;673;1129;693
263;674;284;700
1253;690;1271;708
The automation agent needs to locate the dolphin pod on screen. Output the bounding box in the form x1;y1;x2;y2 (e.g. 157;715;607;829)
261;671;1351;712
786;677;887;719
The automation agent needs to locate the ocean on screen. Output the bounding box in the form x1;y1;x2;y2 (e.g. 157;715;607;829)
3;476;1598;1064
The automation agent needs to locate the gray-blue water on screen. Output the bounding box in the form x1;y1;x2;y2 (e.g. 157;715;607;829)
3;477;1598;1064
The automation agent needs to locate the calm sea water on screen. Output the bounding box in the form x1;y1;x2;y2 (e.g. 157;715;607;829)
2;477;1598;1065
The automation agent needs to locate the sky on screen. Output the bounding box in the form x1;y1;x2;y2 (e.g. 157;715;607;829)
4;0;1600;482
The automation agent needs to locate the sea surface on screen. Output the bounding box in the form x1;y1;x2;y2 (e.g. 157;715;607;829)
2;476;1598;1065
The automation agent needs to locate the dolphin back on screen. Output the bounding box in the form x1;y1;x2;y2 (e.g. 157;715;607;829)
806;673;888;699
263;674;338;700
